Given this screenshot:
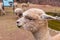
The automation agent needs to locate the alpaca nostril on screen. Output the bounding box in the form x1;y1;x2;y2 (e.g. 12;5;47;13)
17;21;19;24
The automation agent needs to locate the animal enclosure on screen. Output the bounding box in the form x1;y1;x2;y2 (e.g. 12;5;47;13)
0;2;60;40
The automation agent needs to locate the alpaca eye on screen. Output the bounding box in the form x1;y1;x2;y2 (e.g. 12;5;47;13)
28;17;34;20
25;16;35;20
19;13;22;17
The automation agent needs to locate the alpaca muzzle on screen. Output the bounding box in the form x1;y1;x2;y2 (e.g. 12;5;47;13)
17;25;22;28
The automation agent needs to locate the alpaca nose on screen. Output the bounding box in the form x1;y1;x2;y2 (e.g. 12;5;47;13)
17;21;19;24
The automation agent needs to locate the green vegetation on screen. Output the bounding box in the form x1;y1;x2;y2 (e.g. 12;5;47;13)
48;20;60;31
46;12;60;16
46;12;60;31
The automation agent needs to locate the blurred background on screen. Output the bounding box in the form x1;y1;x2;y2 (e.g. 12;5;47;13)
0;0;60;39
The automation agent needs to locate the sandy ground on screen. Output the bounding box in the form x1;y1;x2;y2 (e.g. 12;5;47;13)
0;13;17;40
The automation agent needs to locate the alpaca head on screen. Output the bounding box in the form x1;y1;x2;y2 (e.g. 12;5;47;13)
14;8;23;18
16;8;47;33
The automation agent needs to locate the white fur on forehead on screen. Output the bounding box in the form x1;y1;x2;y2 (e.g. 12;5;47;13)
23;8;46;17
14;8;23;13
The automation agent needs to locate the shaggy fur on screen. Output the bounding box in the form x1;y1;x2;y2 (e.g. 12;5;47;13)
0;3;6;16
16;8;60;40
16;8;53;40
13;2;18;9
52;34;60;40
14;8;23;18
21;3;29;11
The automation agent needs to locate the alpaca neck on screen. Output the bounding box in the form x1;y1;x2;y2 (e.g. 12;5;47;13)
33;20;52;40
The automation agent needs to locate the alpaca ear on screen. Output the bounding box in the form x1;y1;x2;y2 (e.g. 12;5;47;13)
42;14;60;20
41;14;57;20
55;16;60;20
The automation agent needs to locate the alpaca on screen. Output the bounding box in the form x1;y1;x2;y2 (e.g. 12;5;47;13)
16;8;60;40
52;33;60;40
13;2;18;10
14;2;18;7
21;3;29;11
14;8;23;18
49;28;60;36
21;3;29;8
0;3;6;16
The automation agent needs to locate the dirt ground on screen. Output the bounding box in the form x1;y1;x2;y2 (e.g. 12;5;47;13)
0;13;17;40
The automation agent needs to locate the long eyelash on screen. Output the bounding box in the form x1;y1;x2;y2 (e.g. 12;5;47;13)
25;16;35;20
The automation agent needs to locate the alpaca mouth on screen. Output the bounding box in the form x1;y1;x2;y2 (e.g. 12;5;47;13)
17;25;22;28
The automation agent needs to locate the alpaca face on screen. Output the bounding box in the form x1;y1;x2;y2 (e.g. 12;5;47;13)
14;8;23;18
16;10;44;33
16;12;22;18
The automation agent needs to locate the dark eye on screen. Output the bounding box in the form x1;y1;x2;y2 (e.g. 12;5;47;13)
25;16;35;20
28;17;34;20
19;13;22;17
